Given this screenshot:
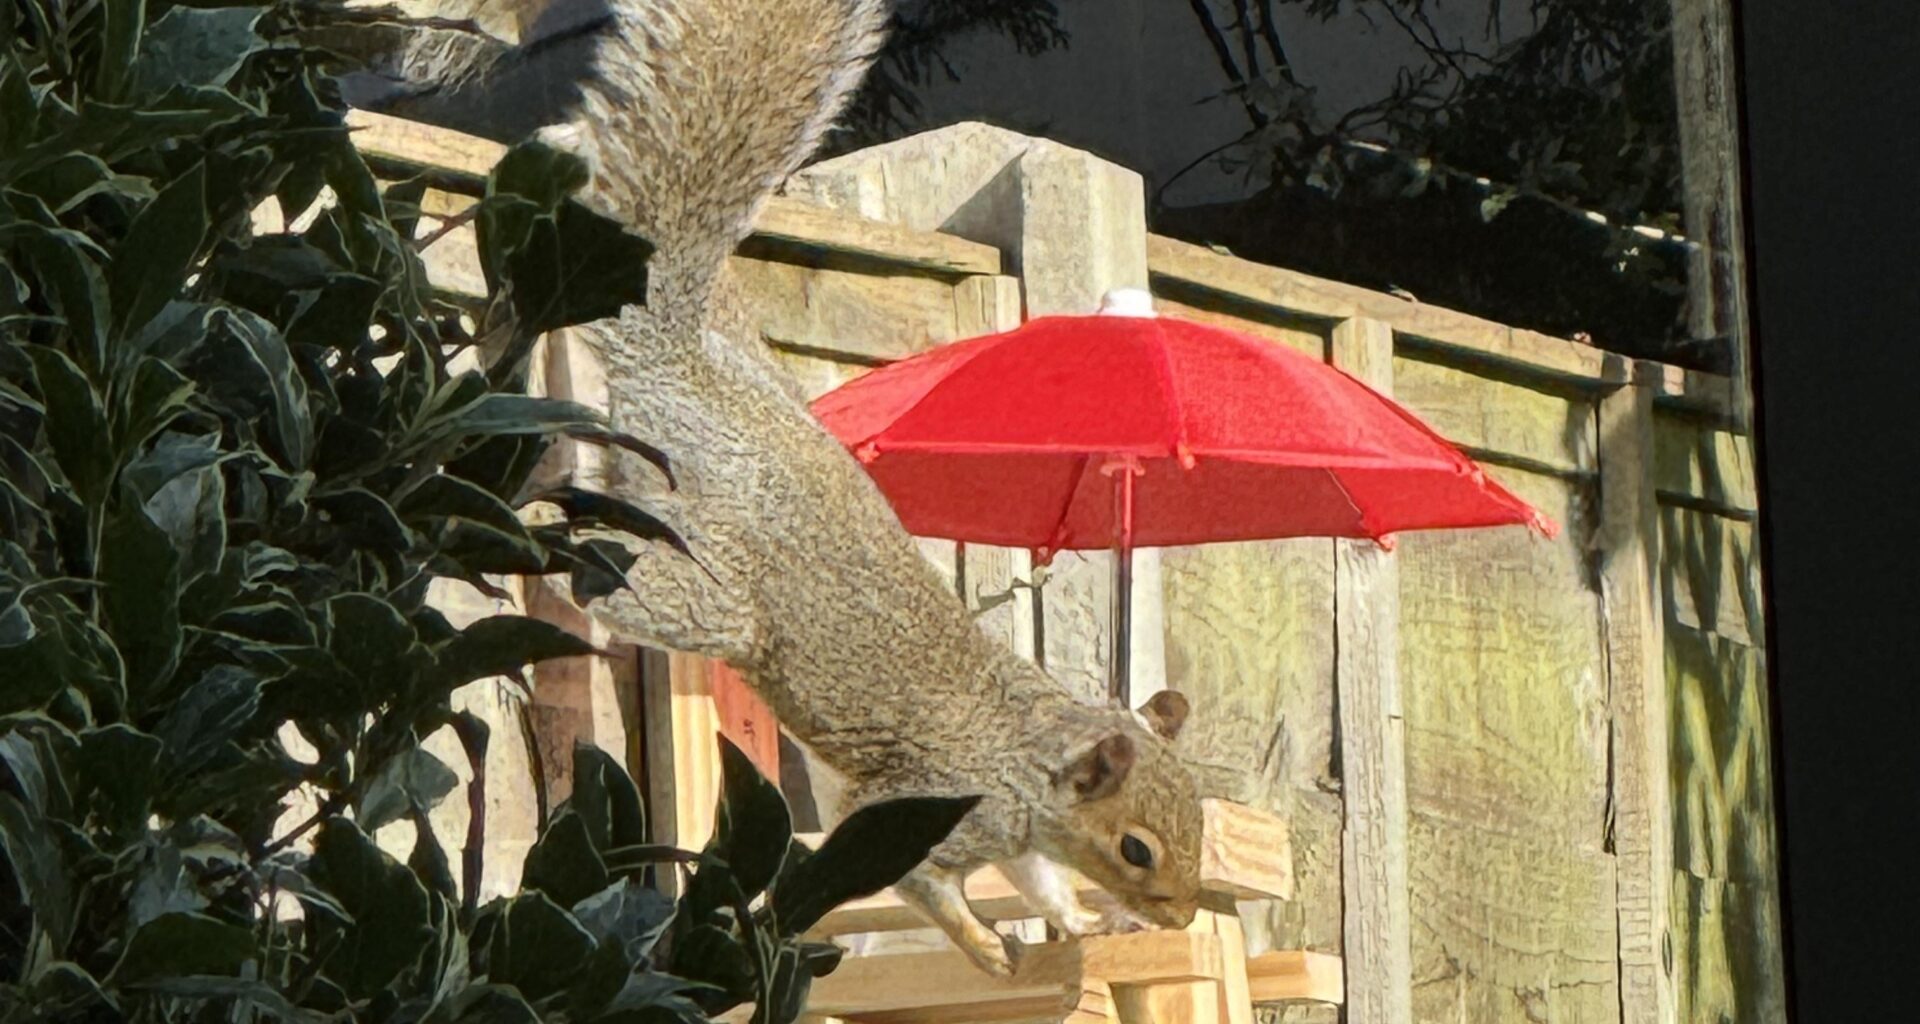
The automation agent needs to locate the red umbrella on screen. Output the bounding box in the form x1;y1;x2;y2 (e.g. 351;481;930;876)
811;289;1556;699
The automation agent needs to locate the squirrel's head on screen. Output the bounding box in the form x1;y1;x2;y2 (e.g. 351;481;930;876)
1033;690;1202;930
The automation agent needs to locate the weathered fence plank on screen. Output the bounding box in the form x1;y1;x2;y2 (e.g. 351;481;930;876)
1329;318;1413;1024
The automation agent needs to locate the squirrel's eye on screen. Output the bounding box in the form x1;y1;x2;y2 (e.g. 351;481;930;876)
1120;833;1154;869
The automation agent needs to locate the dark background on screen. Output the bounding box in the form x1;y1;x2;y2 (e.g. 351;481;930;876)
1739;2;1920;1020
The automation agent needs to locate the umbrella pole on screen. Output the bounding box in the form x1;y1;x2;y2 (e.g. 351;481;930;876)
1109;463;1136;706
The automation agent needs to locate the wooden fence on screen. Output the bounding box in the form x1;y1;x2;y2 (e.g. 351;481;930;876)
337;112;1782;1024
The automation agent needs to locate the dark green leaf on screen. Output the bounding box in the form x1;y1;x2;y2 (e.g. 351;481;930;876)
326;592;419;690
120;977;322;1023
93;0;147;102
140;449;225;583
769;794;980;935
399;473;538;542
122;430;221;500
0;791;72;949
424;984;540;1024
76;725;162;836
667;924;756;1005
531;486;690;558
409;808;459;903
569;741;647;851
356;746;458;833
128;840;207;928
10;225;108;368
117;356;195;461
312;487;414;554
568;424;676;488
11;153;153;215
571;878;673;961
434;614;594;691
153;665;262;774
599;972;725;1021
522;810;610;908
308;817;434;999
767;943;843;1024
712;736;791;899
109;912;255;985
27;962;116;1019
216;308;312;470
427;394;603;446
99;502;181;700
0;728;56;815
488;891;596;1000
132;6;268;94
109;161;208;339
161;741;303;823
128;300;214;362
565;537;640;605
23;346;111;506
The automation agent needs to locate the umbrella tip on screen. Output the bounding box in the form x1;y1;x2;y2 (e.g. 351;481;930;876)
1098;288;1157;318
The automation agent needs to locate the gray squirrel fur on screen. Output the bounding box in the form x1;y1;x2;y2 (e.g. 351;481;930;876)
367;0;1208;975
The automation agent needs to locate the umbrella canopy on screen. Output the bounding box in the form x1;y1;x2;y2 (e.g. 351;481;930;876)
811;288;1556;701
812;289;1556;559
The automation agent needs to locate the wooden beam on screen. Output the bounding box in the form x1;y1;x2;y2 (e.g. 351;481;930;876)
1150;234;1615;390
1245;951;1346;1005
1598;369;1676;1024
1329;318;1413;1024
805;932;1219;1024
344;109;1000;277
751;197;1001;277
346;108;503;181
1670;0;1753;432
1200;799;1293;901
1191;908;1253;1024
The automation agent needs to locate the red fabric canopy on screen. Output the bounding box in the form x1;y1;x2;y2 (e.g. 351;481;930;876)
811;311;1556;559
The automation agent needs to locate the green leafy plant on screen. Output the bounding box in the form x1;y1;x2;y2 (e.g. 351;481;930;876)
1;3;974;1020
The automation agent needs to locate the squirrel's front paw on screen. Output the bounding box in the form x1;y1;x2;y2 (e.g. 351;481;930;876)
1046;901;1106;937
1097;906;1152;934
959;932;1023;978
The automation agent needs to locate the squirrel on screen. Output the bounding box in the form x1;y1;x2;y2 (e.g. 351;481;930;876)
362;0;1208;975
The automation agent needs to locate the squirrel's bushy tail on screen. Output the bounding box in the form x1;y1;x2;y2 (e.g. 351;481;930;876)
555;0;891;318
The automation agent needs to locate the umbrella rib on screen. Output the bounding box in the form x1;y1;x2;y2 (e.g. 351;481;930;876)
1041;453;1097;556
1323;467;1374;538
1148;321;1191;461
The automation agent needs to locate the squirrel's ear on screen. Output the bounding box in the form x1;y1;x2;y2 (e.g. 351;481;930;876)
1139;690;1190;742
1059;733;1136;802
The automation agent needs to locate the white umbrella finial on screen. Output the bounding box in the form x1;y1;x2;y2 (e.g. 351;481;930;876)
1098;288;1157;318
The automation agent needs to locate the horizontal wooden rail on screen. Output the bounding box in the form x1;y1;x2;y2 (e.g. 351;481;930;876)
805;931;1222;1024
1147;234;1738;423
344;110;1001;277
1245;950;1345;1005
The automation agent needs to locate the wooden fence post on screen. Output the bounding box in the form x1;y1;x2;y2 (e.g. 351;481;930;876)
788;123;1165;707
1329;317;1412;1024
1601;364;1676;1024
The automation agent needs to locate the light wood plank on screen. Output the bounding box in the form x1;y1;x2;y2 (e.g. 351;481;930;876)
1598;371;1677;1024
1192;908;1254;1024
668;651;724;852
346;110;1000;277
754;196;1001;276
806;932;1213;1023
1200;799;1293;901
1245;951;1346;1005
1328;318;1412;1024
1150;234;1613;388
